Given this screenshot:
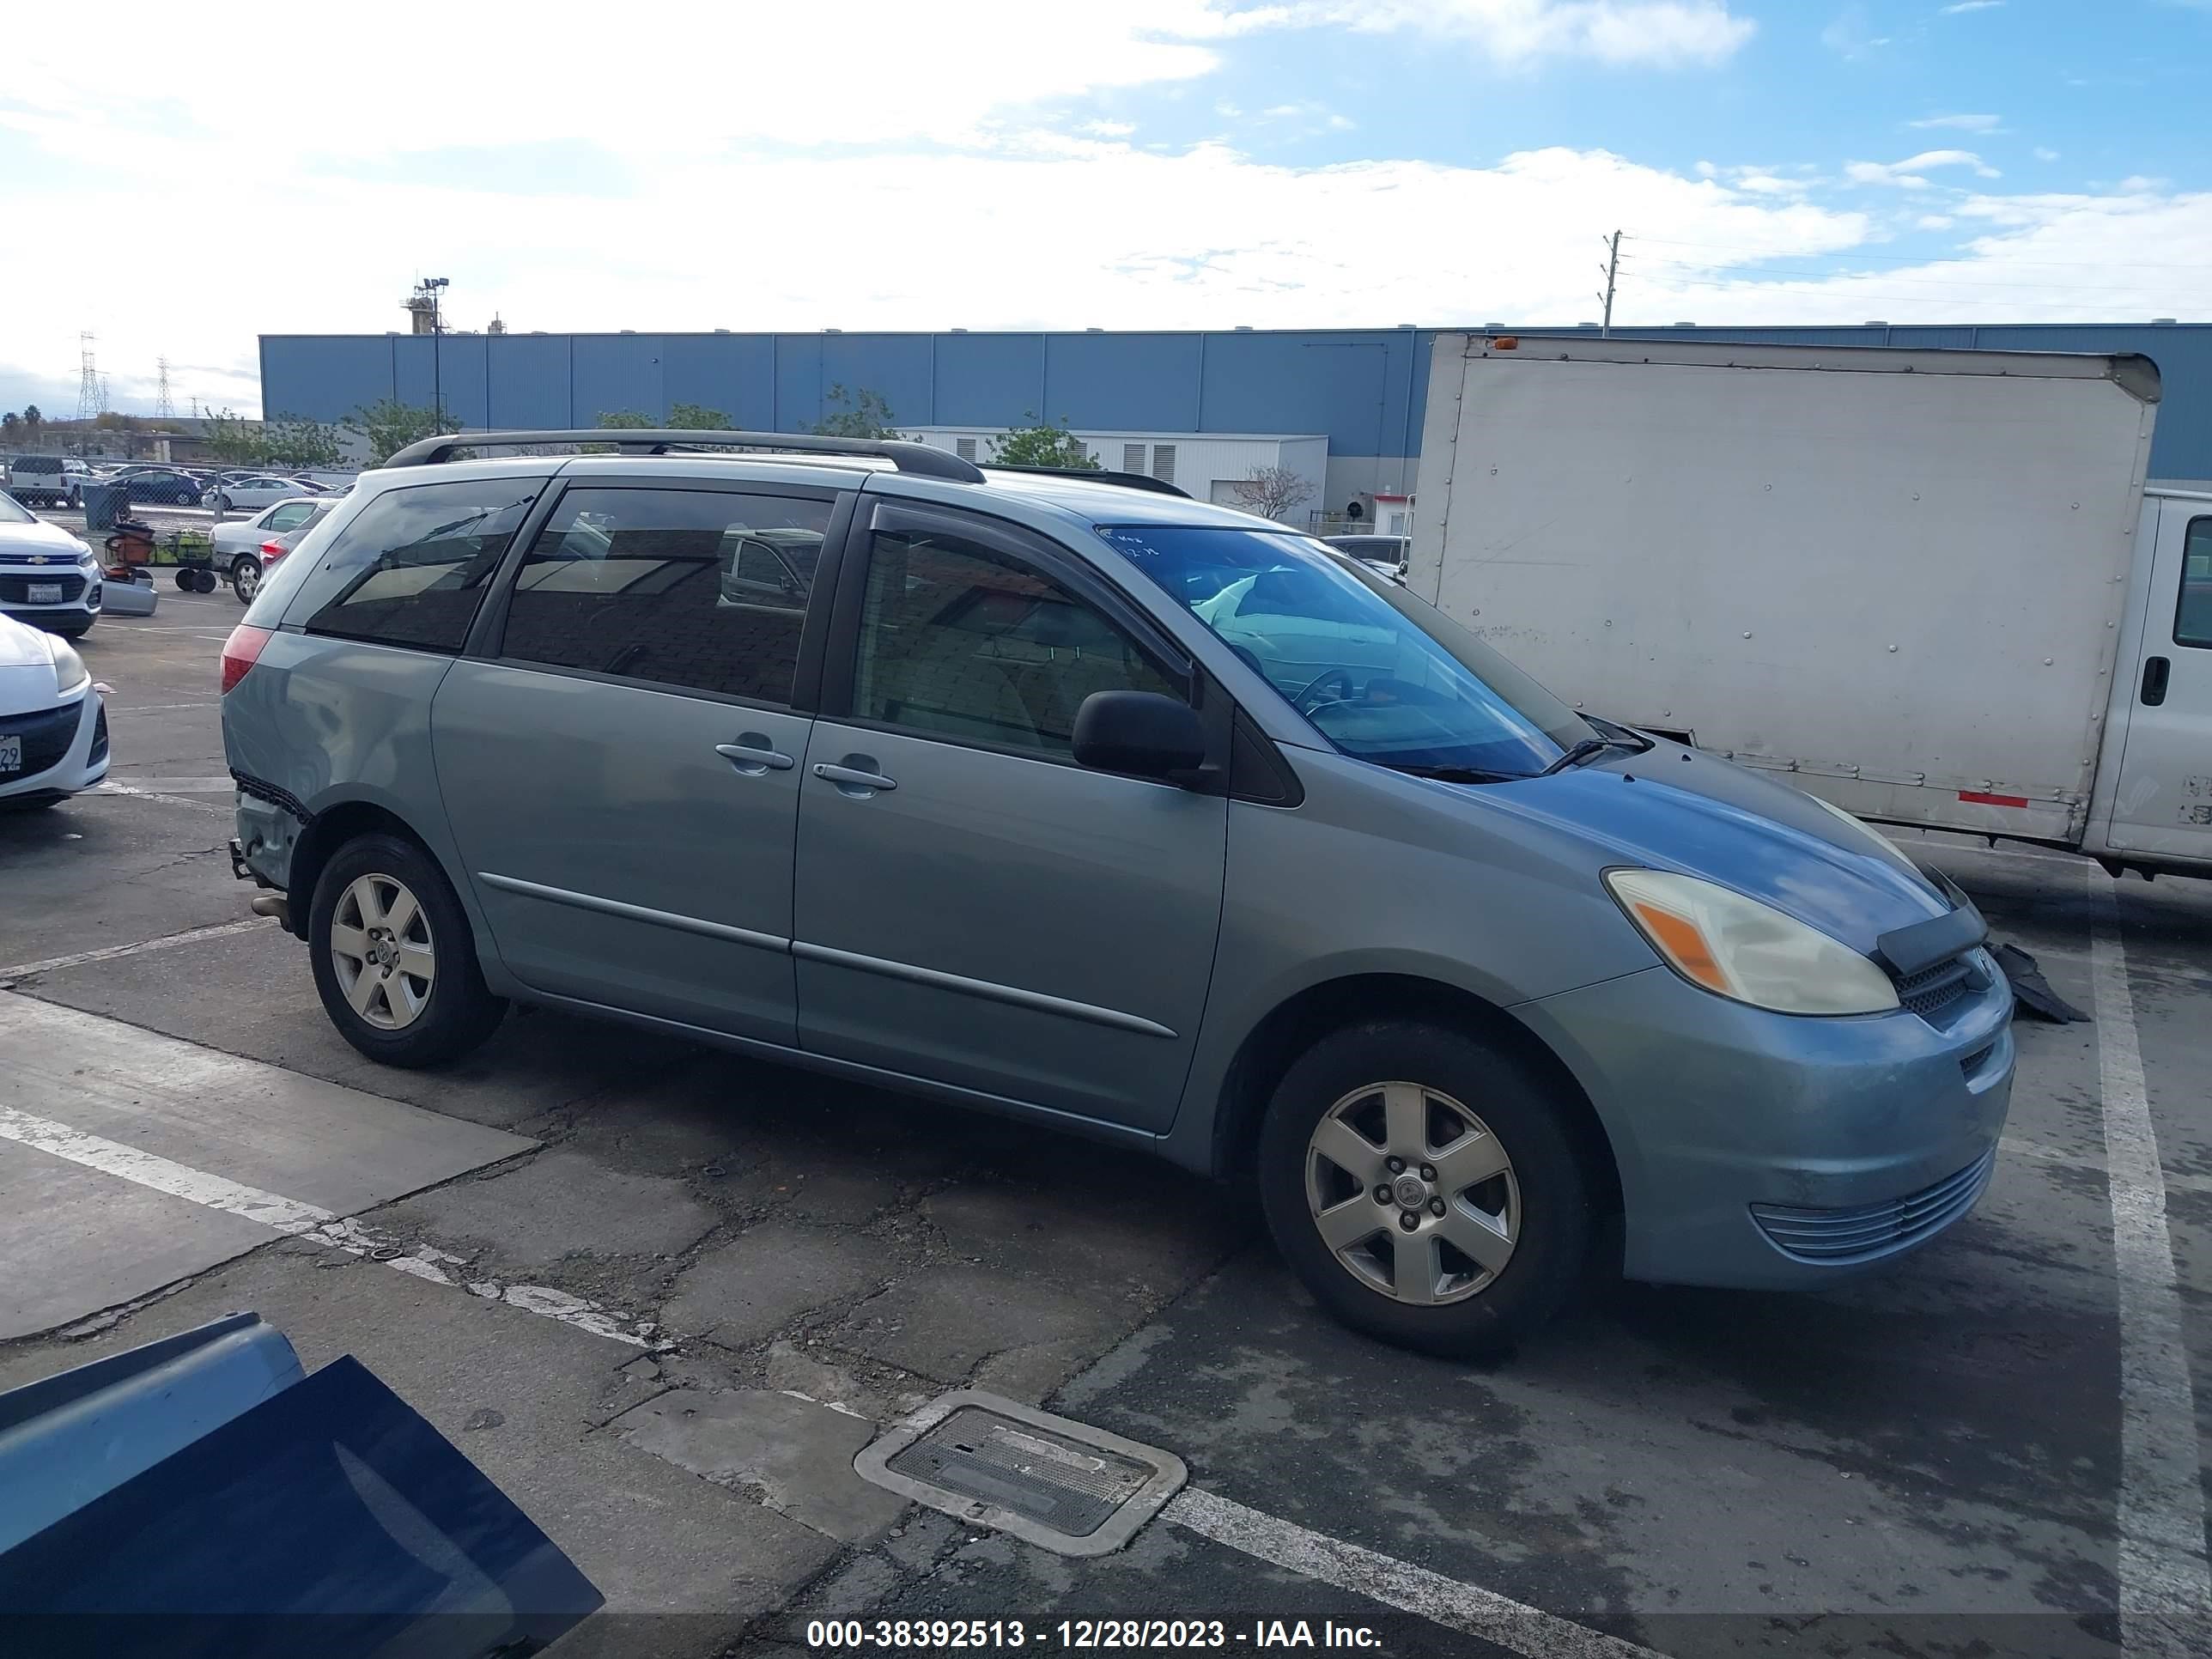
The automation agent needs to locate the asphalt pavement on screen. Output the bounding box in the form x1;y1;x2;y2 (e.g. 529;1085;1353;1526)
2;600;2208;1659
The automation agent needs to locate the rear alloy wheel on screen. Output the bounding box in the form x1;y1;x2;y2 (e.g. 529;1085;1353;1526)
1259;1020;1596;1357
310;832;505;1066
231;556;261;604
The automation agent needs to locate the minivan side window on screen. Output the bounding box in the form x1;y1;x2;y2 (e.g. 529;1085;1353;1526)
2179;518;2212;649
852;528;1182;757
499;487;830;705
291;478;540;653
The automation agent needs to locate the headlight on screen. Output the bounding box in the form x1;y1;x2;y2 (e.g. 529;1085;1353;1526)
50;639;89;697
1604;868;1900;1016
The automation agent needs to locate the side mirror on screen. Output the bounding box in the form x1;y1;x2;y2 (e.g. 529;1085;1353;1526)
1073;690;1206;780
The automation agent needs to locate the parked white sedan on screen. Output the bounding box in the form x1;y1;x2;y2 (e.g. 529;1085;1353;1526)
0;610;107;810
211;497;328;562
208;475;310;515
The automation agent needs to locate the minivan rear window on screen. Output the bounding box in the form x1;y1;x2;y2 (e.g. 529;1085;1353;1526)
285;478;540;653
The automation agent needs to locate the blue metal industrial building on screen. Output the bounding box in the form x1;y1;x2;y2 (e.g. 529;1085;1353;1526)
261;321;2212;505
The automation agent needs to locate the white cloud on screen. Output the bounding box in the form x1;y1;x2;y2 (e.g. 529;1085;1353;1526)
1846;149;2002;187
1908;113;2004;132
1821;6;1890;58
1082;119;1139;137
1297;2;1755;67
1915;214;1956;228
1939;1;2004;13
2034;146;2060;161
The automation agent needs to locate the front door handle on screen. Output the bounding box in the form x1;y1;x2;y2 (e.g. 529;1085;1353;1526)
715;736;796;775
2142;656;2172;707
813;757;898;796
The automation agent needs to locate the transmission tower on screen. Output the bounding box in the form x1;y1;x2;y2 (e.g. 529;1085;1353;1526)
76;333;100;426
155;357;175;420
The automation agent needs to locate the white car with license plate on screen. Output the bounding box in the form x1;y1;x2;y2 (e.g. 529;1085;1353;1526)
0;611;107;809
0;490;101;639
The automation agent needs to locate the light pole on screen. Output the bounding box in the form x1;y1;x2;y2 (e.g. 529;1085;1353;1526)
424;276;451;429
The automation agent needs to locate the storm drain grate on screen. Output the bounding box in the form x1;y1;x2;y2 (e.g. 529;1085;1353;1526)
854;1390;1186;1557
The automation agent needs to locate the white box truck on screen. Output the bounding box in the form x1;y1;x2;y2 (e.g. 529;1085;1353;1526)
1407;333;2212;880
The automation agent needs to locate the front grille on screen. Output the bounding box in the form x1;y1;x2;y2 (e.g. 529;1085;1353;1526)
0;572;87;605
1752;1150;1996;1264
1895;953;1976;1022
0;703;81;778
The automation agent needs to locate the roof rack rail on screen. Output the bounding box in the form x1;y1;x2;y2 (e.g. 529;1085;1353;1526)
985;465;1191;499
381;428;986;483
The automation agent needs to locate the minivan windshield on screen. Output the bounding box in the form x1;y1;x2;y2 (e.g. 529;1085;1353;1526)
1103;524;1595;780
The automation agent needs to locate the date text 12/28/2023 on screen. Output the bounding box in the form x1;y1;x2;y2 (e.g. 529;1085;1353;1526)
805;1619;1384;1650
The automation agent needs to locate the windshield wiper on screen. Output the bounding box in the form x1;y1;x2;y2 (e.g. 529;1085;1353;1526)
1539;736;1634;775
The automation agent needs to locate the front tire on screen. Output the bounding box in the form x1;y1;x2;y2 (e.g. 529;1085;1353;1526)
309;832;506;1067
1257;1019;1596;1358
210;494;230;515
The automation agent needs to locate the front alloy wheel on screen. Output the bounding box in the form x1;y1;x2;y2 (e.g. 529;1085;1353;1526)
328;872;437;1030
1306;1081;1520;1304
1257;1019;1595;1357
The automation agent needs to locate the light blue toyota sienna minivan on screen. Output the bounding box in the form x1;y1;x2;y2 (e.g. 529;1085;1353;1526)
221;429;2014;1355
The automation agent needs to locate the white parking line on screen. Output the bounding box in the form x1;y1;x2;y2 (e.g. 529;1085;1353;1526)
84;778;228;812
2088;871;2212;1650
0;917;272;983
99;773;236;794
0;1103;660;1348
1165;1488;1662;1659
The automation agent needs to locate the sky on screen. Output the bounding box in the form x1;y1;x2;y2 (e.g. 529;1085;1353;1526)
2;0;2207;417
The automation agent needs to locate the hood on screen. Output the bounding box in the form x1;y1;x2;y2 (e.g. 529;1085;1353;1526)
0;611;64;672
0;517;91;561
1480;738;1951;955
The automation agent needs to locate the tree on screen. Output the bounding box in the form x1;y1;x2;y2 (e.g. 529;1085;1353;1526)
667;402;733;429
988;413;1098;471
1;413;17;436
346;400;461;466
263;412;343;469
21;405;42;433
594;410;654;428
813;384;900;440
203;406;267;466
1229;465;1315;523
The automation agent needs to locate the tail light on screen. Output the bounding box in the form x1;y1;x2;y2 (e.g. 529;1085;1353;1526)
259;538;289;563
220;624;271;693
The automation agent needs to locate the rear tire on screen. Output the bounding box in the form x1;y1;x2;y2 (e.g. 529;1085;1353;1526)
309;832;506;1067
1257;1019;1595;1358
231;556;260;604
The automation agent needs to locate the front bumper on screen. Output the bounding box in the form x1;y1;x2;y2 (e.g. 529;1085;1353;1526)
0;690;108;801
1513;961;2014;1290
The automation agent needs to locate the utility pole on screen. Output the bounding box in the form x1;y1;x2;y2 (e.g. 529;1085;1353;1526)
1596;230;1625;339
155;357;175;420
